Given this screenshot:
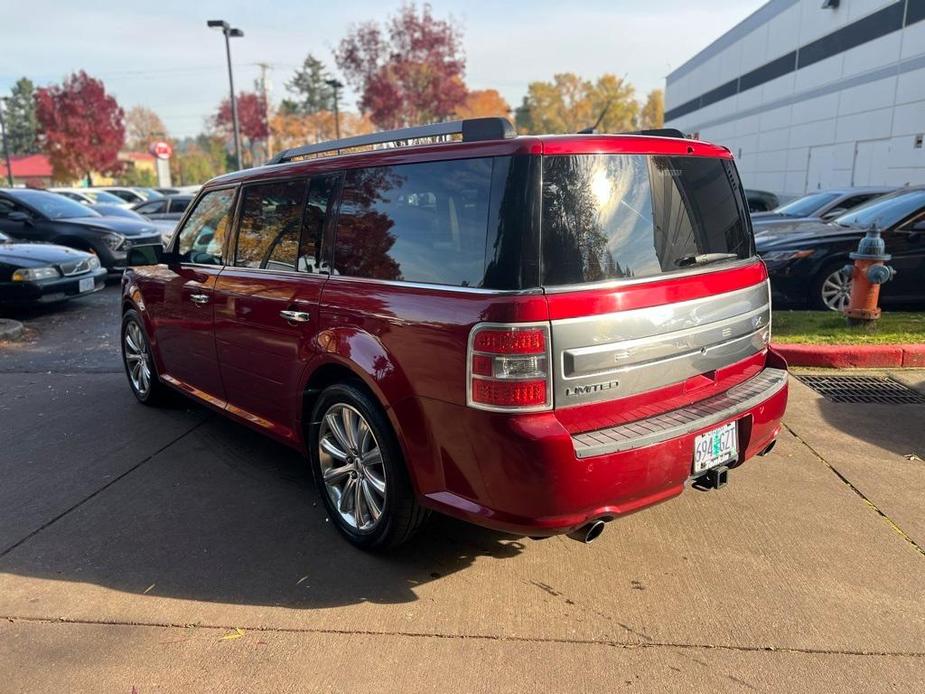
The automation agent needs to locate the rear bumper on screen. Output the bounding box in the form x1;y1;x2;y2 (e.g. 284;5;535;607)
410;367;789;536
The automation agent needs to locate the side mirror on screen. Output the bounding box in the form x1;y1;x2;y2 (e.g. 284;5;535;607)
8;211;31;224
822;208;846;220
126;244;166;266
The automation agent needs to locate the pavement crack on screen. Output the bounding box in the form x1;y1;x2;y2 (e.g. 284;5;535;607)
3;615;924;658
783;422;925;559
0;417;209;559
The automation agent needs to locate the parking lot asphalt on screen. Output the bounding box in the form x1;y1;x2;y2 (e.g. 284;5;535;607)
1;286;924;692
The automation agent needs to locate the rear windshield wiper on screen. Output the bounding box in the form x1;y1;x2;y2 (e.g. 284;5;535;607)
675;253;739;268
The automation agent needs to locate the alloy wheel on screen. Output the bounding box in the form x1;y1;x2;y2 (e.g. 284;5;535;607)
124;321;152;396
820;269;852;311
318;404;387;532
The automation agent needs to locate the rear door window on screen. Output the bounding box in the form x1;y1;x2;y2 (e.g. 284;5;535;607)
541;155;753;285
175;188;236;265
235;180;307;271
334;158;495;287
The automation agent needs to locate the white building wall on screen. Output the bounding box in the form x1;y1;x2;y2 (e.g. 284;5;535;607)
665;0;925;198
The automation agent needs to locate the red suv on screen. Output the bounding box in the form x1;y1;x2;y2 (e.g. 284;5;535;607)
122;118;788;549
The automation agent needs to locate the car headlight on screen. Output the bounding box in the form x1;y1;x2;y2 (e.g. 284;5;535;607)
759;249;813;263
12;266;61;281
103;232;126;251
87;255;101;270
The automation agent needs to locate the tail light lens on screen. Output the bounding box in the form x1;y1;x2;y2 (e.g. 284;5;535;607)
467;323;552;412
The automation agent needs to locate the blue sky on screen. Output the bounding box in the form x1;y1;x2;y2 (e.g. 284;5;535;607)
2;0;764;138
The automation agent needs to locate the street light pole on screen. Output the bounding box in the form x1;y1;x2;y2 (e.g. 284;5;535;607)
208;20;244;170
0;99;14;187
325;79;343;140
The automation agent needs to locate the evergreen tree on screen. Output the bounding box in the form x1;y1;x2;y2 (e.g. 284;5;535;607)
286;54;333;115
6;77;40;155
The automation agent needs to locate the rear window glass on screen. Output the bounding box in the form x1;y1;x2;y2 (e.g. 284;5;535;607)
334;158;494;287
541;155;753;285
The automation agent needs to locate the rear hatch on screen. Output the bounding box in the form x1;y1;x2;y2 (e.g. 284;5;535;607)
539;148;769;412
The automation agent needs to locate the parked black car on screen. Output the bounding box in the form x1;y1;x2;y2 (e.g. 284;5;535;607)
758;187;925;310
131;194;192;221
751;187;893;231
745;189;780;213
0;230;107;306
0;189;162;271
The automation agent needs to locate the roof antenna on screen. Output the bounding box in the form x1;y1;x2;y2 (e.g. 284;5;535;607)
577;100;612;135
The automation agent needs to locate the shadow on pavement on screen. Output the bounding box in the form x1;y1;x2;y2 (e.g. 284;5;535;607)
0;407;527;608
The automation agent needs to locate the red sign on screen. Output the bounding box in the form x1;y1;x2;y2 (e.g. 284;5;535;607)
151;141;172;160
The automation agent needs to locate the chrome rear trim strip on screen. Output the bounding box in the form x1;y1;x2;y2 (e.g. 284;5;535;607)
570;368;788;459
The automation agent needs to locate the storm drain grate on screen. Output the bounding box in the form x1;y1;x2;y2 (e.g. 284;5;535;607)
797;375;925;404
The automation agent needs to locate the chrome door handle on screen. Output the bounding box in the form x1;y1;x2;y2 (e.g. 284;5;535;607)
190;293;210;305
280;310;311;323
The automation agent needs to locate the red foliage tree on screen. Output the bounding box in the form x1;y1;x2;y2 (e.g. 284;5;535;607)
335;3;468;129
214;91;270;165
35;71;125;184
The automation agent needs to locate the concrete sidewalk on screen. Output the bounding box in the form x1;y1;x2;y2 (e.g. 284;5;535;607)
0;367;923;691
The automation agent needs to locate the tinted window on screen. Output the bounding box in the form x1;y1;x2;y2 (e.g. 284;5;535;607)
835;190;925;229
170;198;191;214
10;190;99;219
108;190;137;202
176;188;236;264
774;192;840;217
299;173;339;274
137;201;165;214
235;180;306;271
335;158;494;287
838;194;876;211
542;155;753;285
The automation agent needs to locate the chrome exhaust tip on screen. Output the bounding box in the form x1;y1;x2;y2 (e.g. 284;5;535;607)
758;439;777;457
567;519;606;544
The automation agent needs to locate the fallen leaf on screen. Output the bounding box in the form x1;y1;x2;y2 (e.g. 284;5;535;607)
220;628;246;641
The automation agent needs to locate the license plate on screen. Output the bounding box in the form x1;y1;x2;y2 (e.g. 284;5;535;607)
78;277;95;293
693;421;738;474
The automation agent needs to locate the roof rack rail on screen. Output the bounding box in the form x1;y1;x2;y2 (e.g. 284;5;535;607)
268;117;516;165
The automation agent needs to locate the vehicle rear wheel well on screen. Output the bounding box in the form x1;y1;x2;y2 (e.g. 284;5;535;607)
302;363;379;426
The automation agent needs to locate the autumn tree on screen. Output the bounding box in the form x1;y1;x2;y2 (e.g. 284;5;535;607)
214;91;269;166
639;89;664;130
5;78;39;155
285;54;334;115
335;3;468;129
270;107;375;151
515;73;638;135
170;147;218;186
125;106;168;150
455;89;510;119
35;71;125;184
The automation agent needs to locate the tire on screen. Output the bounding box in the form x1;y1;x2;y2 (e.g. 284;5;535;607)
121;309;170;406
810;262;852;312
309;382;428;549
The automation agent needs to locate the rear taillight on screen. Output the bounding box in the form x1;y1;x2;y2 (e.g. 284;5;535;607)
467;323;552;412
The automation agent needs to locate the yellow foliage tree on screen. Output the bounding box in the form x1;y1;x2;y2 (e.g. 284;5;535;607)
515;73;639;135
270;109;375;151
639;89;664;130
455;89;511;119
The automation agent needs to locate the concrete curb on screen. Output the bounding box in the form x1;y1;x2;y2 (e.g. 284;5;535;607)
773;343;925;368
0;318;24;341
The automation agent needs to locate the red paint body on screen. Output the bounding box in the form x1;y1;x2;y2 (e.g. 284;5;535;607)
123;133;787;536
